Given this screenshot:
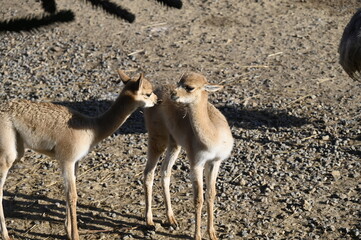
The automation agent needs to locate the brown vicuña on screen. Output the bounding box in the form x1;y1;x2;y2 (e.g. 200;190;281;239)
0;70;157;240
339;8;361;81
143;72;234;240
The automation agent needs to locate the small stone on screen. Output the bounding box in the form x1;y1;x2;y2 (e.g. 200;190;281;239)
322;135;330;141
303;200;312;211
331;171;341;180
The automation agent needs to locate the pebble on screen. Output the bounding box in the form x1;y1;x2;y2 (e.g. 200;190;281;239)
0;2;360;239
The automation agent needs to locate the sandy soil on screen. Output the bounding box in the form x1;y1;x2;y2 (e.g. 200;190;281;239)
0;0;360;239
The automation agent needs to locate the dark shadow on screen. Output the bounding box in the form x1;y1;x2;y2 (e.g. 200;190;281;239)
54;100;147;135
220;104;361;158
342;133;361;157
118;109;147;134
157;232;192;239
83;0;135;23
155;0;183;9
219;104;311;149
41;0;57;14
3;190;144;239
0;10;75;32
54;100;112;118
219;104;310;130
4;190;193;239
75;0;183;22
83;0;182;22
346;149;361;157
0;0;182;32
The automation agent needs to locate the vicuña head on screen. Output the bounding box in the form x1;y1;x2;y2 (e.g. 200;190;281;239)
117;69;157;108
170;72;223;104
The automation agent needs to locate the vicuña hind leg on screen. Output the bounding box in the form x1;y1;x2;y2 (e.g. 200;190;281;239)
61;161;79;240
160;137;181;228
144;135;167;227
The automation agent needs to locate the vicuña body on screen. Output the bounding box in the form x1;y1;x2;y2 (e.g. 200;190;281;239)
339;8;361;81
143;72;234;240
0;70;157;240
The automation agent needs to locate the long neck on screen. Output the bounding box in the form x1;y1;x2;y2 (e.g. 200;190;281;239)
187;93;216;146
93;94;139;144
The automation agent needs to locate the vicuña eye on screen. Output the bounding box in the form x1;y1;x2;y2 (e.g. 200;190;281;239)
146;93;152;97
185;86;194;92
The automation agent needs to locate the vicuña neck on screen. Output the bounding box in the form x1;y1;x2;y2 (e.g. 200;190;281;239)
93;94;138;144
187;93;216;146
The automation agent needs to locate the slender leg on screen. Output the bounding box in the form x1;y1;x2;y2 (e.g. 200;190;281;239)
205;160;222;240
0;166;10;240
144;137;167;227
190;163;205;240
0;154;18;240
62;161;79;240
160;138;181;227
0;125;19;240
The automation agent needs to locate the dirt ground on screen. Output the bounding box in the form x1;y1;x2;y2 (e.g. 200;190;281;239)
0;0;361;239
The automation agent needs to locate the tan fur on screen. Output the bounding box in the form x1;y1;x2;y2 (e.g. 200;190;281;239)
143;72;234;240
0;70;157;240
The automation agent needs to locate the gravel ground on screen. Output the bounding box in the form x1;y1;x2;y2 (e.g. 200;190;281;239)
0;0;360;239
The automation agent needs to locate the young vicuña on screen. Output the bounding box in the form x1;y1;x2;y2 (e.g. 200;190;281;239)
143;72;234;240
0;70;157;240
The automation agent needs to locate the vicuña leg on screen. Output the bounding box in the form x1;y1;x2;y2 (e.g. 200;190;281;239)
0;123;20;240
190;163;205;240
0;167;10;240
160;138;181;227
205;160;222;240
144;135;167;227
61;161;79;240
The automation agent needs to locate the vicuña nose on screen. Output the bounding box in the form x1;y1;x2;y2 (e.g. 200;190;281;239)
170;91;178;101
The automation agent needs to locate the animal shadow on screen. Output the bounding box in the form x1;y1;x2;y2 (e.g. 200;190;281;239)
55;100;147;135
222;104;361;158
3;191;143;239
0;0;182;32
220;104;310;131
0;10;75;32
4;190;194;240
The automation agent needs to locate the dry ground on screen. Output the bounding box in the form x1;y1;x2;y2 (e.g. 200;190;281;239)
0;0;360;239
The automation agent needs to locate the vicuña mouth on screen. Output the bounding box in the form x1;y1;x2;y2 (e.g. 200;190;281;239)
170;94;179;101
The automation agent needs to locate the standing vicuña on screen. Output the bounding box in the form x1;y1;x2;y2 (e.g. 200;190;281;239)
0;70;157;240
143;72;234;240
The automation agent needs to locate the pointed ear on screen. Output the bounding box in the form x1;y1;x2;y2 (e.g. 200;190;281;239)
134;73;144;91
204;84;223;92
117;69;131;84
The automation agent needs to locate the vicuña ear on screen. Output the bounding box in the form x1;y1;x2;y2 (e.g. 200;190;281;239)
204;84;223;92
117;69;131;84
135;73;144;90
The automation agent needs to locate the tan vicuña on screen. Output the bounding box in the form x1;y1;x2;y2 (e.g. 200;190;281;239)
143;72;234;240
0;70;157;240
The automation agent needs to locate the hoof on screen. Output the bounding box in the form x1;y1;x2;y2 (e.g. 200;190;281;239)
142;224;156;232
161;220;179;230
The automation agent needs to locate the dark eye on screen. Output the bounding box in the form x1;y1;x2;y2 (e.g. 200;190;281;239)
146;93;152;97
184;85;194;92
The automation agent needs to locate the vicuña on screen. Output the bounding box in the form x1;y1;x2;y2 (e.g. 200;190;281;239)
0;70;157;240
143;72;234;240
